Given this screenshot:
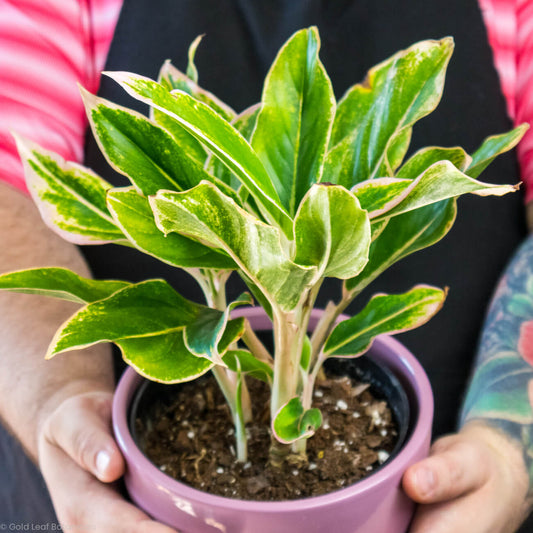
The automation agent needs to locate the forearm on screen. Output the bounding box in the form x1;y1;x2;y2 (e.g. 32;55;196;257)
460;231;533;492
0;181;114;462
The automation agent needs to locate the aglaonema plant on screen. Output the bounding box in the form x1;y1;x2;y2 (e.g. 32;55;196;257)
0;27;527;467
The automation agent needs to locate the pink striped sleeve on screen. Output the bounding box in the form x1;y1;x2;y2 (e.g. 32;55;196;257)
479;0;533;204
516;0;533;203
0;0;121;194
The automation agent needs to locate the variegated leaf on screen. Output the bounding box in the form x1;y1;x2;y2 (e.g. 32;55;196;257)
118;330;213;384
83;89;215;195
184;293;253;364
14;135;124;245
466;125;529;179
352;178;412;213
396;146;471;179
382;127;412;175
272;397;322;444
370;161;517;221
324;39;454;188
293;184;370;279
0;267;128;304
152;60;206;165
45;279;202;358
150;182;317;311
44;279;250;383
206;103;262;190
159;59;236;121
185;35;203;83
223;349;274;384
346;200;456;294
107;187;236;269
251;27;336;215
105;71;292;235
324;285;446;357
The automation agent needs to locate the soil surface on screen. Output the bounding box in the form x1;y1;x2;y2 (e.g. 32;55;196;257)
135;374;398;501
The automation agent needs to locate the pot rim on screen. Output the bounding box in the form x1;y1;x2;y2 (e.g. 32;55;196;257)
113;307;433;512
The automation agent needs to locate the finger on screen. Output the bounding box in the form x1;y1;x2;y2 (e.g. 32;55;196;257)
43;391;124;482
403;438;490;503
40;439;178;533
408;487;525;533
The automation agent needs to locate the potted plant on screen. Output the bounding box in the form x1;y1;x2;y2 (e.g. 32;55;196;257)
0;27;526;533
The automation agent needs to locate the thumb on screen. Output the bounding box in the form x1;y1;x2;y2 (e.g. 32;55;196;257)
402;436;490;503
42;391;125;483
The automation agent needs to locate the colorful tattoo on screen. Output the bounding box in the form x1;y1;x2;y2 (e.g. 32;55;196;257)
461;233;533;488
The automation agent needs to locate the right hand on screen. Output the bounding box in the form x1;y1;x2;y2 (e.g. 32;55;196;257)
38;389;179;533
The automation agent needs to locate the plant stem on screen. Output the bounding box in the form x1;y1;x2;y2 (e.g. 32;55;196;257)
241;319;274;365
309;283;359;369
270;307;299;421
269;284;321;464
211;365;248;462
197;268;252;461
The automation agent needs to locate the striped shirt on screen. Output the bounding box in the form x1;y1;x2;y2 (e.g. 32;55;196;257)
1;0;532;199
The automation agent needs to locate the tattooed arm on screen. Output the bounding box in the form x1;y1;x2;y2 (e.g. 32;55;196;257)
402;234;533;533
460;233;533;469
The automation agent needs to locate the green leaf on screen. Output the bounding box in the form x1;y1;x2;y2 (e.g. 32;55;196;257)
107;187;236;269
13;135;124;245
324;285;446;357
239;272;273;320
251;27;336;215
82;89;215;195
45;279;203;358
150;182;317;311
0;267;128;304
118;330;213;384
106;72;293;234
346;200;457;294
324;38;454;188
383;127;412;174
293;184;370;279
186;35;203;83
184;293;253;364
299;335;312;372
396;146;471;178
158;59;236;122
466;125;529;179
223;349;274;384
43;278;245;383
152;61;206;165
272;397;322;444
370;161;517;221
206;103;262;190
352;178;412;214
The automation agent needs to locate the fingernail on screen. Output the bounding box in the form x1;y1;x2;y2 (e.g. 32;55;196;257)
414;466;435;497
96;450;111;477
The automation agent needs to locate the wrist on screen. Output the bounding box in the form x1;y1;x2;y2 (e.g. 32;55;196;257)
460;420;532;509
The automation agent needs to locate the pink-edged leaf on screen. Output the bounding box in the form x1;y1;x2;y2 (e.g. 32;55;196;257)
324;285;446;357
13;134;125;245
366;161;517;221
272;397;322;444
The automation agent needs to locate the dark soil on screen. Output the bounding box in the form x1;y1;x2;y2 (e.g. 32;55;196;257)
135;374;398;501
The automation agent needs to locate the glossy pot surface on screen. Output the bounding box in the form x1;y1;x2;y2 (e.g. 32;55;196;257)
113;307;433;533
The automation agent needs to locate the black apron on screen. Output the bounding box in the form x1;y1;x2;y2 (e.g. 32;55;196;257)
3;0;528;526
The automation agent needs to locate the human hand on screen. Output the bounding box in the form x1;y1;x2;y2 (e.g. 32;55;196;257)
403;422;532;533
38;389;178;533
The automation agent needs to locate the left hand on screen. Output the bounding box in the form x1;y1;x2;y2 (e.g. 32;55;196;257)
403;422;532;533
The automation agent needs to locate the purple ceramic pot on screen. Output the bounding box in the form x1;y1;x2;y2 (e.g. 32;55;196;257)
113;307;433;533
